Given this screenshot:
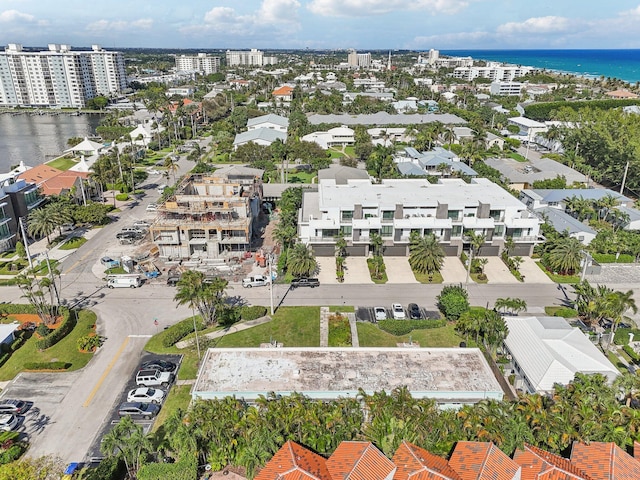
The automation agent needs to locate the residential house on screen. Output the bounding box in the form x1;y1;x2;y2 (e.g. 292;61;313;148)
507;117;548;142
519;189;632;211
233;129;287;149
616;205;640;231
395;147;478;178
302;126;355;149
484;157;586;191
272;85;294;102
327;441;396;480
255;440;331;480
64;137;105;157
307;112;466;126
368;127;412;146
149;168;263;260
393;441;463;480
448;442;521;480
503;316;619;394
570;441;640;479
605;89;639;99
534;206;597;245
513;444;590;480
166;86;195;97
298;177;541;257
246;114;289;132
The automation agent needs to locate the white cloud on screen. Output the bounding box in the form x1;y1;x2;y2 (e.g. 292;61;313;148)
410;31;490;48
497;16;572;35
87;18;153;32
0;9;38;23
307;0;470;17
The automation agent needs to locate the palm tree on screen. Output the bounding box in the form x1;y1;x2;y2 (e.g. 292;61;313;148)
164;156;179;184
547;237;583;275
408;232;444;280
369;232;384;258
101;416;152;479
286;243;317;278
608;289;638;342
27;204;62;244
174;270;228;326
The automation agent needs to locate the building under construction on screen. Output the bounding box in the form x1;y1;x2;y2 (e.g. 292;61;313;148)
150;166;263;260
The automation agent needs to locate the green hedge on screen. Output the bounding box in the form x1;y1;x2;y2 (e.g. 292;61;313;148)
0;444;26;465
623;345;640;364
240;306;268;321
591;253;635;264
162;316;206;348
614;328;640;346
550;307;578;318
34;308;74;350
0;304;37;315
378;319;447;336
24;361;70;370
137;455;197;480
524;99;640;121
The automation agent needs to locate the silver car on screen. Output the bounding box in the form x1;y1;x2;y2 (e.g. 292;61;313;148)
127;387;165;404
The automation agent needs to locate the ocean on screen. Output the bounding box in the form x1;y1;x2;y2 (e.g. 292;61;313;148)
441;49;640;84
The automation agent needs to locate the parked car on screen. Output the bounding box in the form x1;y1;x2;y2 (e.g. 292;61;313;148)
0;399;27;415
290;278;320;288
242;275;271;288
0;414;18;431
392;303;406;320
135;369;173;387
117;402;160;419
121;227;146;235
166;273;181;286
146;203;158;212
141;360;177;373
100;257;120;268
127;387;165;404
132;221;151;229
408;303;421;320
374;307;387;321
116;231;142;240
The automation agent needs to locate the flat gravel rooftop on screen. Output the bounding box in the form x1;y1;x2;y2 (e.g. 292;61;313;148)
193;347;504;403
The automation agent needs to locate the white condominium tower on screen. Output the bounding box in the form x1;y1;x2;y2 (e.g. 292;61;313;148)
225;49;277;66
175;53;221;75
0;43;127;108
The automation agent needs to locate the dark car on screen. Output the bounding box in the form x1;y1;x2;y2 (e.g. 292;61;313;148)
141;360;177;373
408;303;421;319
290;278;320;288
0;399;27;415
117;402;160;419
116;231;142;240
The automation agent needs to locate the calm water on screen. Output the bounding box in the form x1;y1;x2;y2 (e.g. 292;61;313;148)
441;49;640;84
0;113;103;172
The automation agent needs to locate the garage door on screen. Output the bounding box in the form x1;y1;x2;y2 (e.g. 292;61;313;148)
384;245;408;257
513;244;533;256
312;244;335;257
478;246;499;256
443;245;460;256
346;245;367;256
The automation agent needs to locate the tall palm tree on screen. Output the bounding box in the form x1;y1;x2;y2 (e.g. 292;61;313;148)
609;289;638;341
174;270;228;326
27;204;62;244
408;232;444;280
100;416;152;479
286;243;317;278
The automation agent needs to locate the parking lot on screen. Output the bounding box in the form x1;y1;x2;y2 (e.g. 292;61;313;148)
355;305;441;322
85;352;181;461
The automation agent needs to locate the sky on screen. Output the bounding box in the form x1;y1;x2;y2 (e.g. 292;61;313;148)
2;0;640;50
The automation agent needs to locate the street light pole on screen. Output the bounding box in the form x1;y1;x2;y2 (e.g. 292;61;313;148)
192;307;201;360
268;254;275;315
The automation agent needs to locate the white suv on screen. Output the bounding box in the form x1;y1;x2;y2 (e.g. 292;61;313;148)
135;369;173;387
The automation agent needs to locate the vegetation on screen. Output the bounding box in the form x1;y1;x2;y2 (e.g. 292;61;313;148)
286;243;318;279
436;284;470;321
408;232;444;281
328;313;351;347
455;308;509;357
174;271;228;326
494;297;527;315
378;319;447;336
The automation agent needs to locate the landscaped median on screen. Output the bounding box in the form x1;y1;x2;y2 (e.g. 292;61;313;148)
0;304;97;381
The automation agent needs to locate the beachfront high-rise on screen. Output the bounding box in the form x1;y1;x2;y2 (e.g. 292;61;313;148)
0;43;127;108
175;53;221;75
225;49;278;67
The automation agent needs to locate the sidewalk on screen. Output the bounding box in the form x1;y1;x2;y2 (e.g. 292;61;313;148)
175;315;273;349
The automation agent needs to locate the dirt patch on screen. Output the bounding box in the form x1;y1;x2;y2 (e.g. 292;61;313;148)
1;313;63;330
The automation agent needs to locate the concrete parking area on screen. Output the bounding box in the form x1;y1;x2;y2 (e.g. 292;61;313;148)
343;257;373;284
519;257;554;284
441;257;470;284
483;257;520;284
384;257;419;284
315;257;338;285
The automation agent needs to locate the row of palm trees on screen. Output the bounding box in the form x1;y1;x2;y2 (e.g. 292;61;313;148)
102;372;640;479
573;280;637;333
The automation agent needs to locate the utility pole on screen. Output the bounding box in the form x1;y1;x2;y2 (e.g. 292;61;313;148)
620;161;630;194
18;217;33;269
44;250;61;306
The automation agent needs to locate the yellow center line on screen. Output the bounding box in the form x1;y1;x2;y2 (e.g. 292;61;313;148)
82;337;130;408
65;250;94;273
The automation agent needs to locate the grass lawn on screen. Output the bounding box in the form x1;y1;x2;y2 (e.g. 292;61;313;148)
59;237;87;250
367;258;388;284
0;260;28;275
46;157;78;171
357;322;467;348
413;270;443;284
344;146;356;157
31;259;59;276
507;152;526;162
215;307;320;348
105;266;127;275
287;171;316;183
0;279;18;286
328;313;351;347
535;262;580;284
607;351;629;374
328;305;355;313
152;384;192;434
327;148;346;159
0;309;97;381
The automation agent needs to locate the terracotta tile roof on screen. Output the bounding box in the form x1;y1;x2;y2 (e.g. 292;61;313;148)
255;440;330;480
570;442;640;480
449;442;520;480
272;86;294;96
392;441;463;480
516;444;592;480
17;164;63;185
604;90;639;99
634;442;640;460
327;441;396;480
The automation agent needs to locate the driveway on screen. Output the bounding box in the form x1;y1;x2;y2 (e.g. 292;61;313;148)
315;256;338;285
519;257;554;284
483;257;520;284
441;256;469;284
343;257;373;284
384;257;418;284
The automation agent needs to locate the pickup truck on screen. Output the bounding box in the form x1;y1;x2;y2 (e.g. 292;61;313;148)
242;275;271;288
290;278;320;288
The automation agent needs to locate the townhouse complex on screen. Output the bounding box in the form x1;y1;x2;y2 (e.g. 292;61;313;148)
0;43;127;108
299;178;542;257
149;166;263;260
452;62;537;81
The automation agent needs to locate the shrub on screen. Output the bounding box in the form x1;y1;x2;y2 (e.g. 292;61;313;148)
614;328;640;346
24;361;70;370
436;284;470;321
80;457;126;480
550;307;578;318
34;308;75;350
0;304;37;315
162;316;205;347
378;319;447;336
35;323;51;337
77;335;101;352
591;253;634;264
240;306;268;321
623;345;640;363
218;306;240;328
0;443;25;465
137;455;197;480
115;193;129;201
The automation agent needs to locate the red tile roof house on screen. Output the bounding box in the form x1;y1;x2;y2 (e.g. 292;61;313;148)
514;444;592;480
392;441;463;480
448;442;521;480
272;86;294;102
327;441;396;480
570;442;640;480
254;440;331;480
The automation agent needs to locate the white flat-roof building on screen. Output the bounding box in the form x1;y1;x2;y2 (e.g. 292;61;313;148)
175;53;220;75
226;49;277;66
233;128;287;149
193;347;504;407
453;64;537;82
302;126;355;149
490;81;523;96
0;43;126;108
508;116;548;139
503;316;619;394
299;177;541;257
